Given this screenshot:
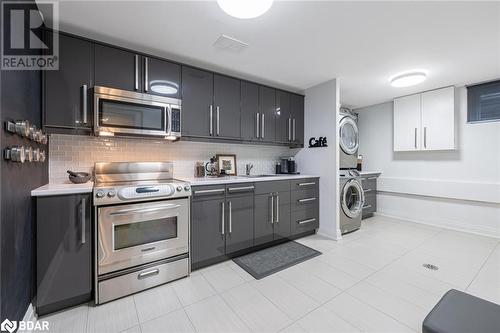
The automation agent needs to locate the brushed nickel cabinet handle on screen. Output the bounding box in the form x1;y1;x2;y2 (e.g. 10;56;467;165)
209;105;213;135
298;182;316;187
270;195;274;224
134;55;139;90
414;128;417;149
298;218;316;225
228;186;255;192
81;85;88;124
288;118;292;141
363;189;373;193
298;197;317;203
80;197;86;244
275;194;279;223
144;57;149;92
194;188;225;195
261;113;265;139
221;202;225;235
216;106;220;136
424;127;427;148
228;201;232;234
292;118;296;141
256;113;260;138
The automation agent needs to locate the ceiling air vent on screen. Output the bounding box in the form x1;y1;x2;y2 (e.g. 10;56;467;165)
213;35;248;52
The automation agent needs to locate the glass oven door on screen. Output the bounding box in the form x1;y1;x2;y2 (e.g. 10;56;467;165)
98;198;189;275
95;93;168;136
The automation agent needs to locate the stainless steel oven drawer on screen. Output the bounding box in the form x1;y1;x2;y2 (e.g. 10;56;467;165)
98;257;188;304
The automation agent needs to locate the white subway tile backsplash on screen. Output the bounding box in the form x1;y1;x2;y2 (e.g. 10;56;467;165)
49;134;298;182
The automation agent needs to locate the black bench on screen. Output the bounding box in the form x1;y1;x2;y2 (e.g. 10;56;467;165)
423;289;500;333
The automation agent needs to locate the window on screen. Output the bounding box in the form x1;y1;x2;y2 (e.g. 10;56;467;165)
467;80;500;122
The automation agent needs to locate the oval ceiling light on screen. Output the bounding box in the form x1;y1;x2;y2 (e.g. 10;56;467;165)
217;0;273;19
390;71;427;88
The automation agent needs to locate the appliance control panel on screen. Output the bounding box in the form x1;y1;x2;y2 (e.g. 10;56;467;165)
94;182;191;205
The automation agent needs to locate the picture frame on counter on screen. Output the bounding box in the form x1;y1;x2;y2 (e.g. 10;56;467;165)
216;154;237;175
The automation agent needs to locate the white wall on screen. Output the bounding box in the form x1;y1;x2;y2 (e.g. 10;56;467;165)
356;87;500;238
296;79;341;239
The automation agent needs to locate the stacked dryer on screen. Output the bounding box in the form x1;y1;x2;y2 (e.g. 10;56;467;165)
338;109;364;234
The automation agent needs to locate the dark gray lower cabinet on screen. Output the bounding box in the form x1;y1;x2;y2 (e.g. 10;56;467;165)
191;184;254;268
191;179;318;270
191;196;226;265
225;192;254;254
361;174;380;219
254;190;291;245
254;193;274;245
36;194;91;316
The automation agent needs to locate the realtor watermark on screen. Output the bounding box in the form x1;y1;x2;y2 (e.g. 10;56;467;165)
1;319;49;332
1;0;58;70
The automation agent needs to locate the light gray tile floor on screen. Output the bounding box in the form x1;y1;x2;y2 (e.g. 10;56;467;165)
36;215;500;333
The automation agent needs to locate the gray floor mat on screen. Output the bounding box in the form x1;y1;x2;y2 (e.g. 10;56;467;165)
233;241;321;279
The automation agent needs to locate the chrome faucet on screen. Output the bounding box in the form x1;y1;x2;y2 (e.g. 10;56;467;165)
245;163;254;176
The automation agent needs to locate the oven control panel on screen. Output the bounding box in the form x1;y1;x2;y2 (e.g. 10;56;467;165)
119;185;175;200
94;183;192;205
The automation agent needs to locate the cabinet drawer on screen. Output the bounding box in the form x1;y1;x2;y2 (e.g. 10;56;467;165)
99;257;188;304
254;180;290;194
192;185;226;200
291;189;319;211
290;178;319;191
361;177;377;191
226;183;255;196
362;193;376;215
291;207;319;235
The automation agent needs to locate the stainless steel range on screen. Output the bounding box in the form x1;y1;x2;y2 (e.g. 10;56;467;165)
93;162;191;304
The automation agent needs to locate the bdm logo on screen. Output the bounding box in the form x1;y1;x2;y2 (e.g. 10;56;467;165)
1;1;59;70
0;319;17;333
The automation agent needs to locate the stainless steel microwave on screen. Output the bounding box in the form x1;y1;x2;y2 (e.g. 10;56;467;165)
93;86;181;140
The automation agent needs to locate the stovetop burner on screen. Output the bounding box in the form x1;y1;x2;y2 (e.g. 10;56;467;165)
93;162;191;205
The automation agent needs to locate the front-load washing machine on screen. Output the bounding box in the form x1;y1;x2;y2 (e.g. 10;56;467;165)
339;111;359;169
339;169;364;234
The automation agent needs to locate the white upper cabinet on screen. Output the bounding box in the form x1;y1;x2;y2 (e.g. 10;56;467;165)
394;93;421;151
421;87;455;150
393;86;455;152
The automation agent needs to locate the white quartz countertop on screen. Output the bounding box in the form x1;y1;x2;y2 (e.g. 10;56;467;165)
181;174;319;186
31;181;94;197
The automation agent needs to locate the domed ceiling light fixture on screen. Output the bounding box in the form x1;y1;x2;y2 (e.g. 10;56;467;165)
390;71;427;88
217;0;274;19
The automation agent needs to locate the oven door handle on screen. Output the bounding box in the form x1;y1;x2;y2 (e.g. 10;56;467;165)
109;204;181;216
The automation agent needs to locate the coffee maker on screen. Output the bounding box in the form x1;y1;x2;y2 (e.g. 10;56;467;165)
278;157;298;174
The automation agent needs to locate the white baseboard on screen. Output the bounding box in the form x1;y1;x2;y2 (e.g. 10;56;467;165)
317;229;342;241
22;303;35;322
375;211;500;239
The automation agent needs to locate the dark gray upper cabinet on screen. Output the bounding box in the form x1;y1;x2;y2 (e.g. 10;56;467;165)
241;83;276;143
241;81;260;141
260;86;277;143
225;191;254;254
181;66;214;137
276;90;292;143
191;194;226;267
214;74;241;139
291;94;305;146
143;56;181;99
95;44;140;92
44;33;93;130
36;194;92;316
